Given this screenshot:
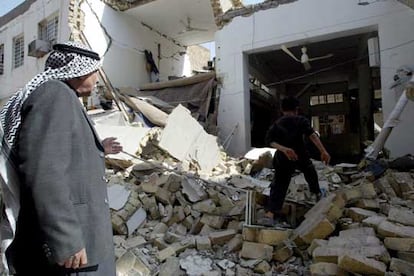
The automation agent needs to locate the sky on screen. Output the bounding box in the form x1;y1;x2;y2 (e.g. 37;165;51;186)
0;0;25;16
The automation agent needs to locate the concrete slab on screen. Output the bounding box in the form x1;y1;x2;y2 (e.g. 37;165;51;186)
159;105;220;173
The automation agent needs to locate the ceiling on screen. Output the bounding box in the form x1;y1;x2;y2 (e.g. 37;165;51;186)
124;0;217;46
249;33;376;87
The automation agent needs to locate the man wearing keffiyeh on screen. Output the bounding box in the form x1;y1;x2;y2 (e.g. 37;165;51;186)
0;41;120;275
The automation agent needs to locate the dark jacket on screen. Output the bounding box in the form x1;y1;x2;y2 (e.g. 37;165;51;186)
6;80;114;274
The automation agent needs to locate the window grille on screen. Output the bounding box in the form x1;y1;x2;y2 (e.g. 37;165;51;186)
39;16;59;45
13;36;24;69
0;44;4;75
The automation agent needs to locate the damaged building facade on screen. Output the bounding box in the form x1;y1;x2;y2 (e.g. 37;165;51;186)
214;0;414;161
0;0;215;104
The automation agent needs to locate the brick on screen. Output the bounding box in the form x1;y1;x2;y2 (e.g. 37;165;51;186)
240;241;273;261
257;229;291;246
141;182;159;194
304;194;336;219
171;236;196;253
384;238;414;251
347;207;379;222
338;254;386;275
209;229;237;245
359;182;377;198
377;220;414;238
389;257;414;275
388;206;414;227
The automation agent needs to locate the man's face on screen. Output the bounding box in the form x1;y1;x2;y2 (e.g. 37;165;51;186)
67;71;99;96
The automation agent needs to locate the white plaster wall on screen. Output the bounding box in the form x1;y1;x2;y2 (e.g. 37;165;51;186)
82;0;187;88
215;0;414;157
0;0;70;99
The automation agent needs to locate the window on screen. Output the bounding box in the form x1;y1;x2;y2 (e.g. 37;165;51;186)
0;44;4;75
13;36;24;68
39;16;59;45
310;93;344;106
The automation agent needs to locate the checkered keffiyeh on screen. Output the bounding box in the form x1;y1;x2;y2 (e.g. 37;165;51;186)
0;41;101;149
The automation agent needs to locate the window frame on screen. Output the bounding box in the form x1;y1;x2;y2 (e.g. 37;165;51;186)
0;44;4;75
38;15;59;45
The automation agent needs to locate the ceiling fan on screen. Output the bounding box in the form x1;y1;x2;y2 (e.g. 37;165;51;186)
178;17;208;34
281;44;333;70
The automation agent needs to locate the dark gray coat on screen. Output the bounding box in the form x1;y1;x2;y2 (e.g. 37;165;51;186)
6;80;114;275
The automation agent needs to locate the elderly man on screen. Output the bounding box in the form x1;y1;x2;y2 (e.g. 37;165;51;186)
0;41;120;275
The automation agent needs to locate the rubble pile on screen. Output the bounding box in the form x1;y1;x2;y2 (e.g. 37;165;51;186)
98;107;413;275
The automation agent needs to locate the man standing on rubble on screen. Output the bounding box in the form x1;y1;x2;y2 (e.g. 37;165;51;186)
260;96;330;226
0;41;121;275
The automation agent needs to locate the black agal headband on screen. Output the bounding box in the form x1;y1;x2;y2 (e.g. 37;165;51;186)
53;43;101;61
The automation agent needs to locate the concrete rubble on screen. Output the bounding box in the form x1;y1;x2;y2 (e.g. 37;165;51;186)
96;105;414;275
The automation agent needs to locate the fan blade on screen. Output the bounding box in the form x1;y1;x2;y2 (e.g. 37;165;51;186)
303;61;311;71
281;45;300;62
308;53;333;62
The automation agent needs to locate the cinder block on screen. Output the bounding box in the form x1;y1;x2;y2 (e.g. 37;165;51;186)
240;241;273;261
208;229;237;245
257;229;291;246
389;257;414;275
384;237;414;252
338;254;386;275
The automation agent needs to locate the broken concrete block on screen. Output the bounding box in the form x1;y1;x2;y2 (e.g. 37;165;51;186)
328;236;380;248
200;214;225;229
199;224;214;236
126;207;147;236
196;235;211;250
355;199;380;210
339;227;376;237
179;254;213;275
388;206;414;226
362;216;387;230
326;204;344;222
253;260;271;274
347;207;379;222
384;237;414;251
116;251;151;276
240;241;273;261
294;214;335;244
208;229;237;245
272;241;294;263
389;172;414;198
310;262;340;276
159;257;185;276
107;184;131;211
157;246;176;262
397;251;414;263
389;257;414;275
227;220;242;232
181;177;208;203
304;194;337;219
257;228;291;246
307;239;328;255
225;234;243;253
192;199;217;213
376;177;397;197
338;254;386;275
313;245;390;264
155;188;174;205
171;236;196;253
377;220;414;238
124;236;147;249
141;182;159;194
359;182;377;198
